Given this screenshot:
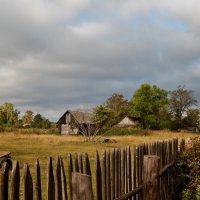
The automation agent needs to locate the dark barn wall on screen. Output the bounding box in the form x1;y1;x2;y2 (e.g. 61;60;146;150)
57;114;66;133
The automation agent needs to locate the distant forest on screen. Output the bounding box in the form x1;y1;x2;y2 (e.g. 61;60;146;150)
0;83;199;132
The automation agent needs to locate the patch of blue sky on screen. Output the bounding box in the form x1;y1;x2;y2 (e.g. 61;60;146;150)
149;11;187;32
78;10;102;24
123;11;187;32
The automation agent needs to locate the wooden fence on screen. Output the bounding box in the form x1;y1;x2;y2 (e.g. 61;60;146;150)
0;138;180;200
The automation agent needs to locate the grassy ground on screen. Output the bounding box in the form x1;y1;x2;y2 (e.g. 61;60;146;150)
0;130;198;198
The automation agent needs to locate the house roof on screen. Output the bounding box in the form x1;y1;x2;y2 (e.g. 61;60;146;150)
117;116;136;126
70;111;92;124
57;110;92;124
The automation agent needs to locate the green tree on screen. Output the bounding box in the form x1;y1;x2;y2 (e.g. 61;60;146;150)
32;113;51;129
169;85;197;129
0;102;20;127
22;110;34;126
182;108;200;128
130;83;168;129
92;93;130;131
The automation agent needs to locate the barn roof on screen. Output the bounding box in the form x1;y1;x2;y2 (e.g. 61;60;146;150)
70;111;92;124
57;110;92;124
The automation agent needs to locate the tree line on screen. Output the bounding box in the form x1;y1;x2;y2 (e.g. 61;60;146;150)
0;102;51;131
92;84;199;131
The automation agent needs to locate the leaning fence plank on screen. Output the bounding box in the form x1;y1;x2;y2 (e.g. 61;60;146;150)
115;148;119;198
84;153;91;176
10;161;20;200
111;148;115;200
133;146;137;200
121;148;125;195
95;151;102;200
47;157;55;200
54;156;62;200
0;162;9;200
23;163;33;200
35;160;42;200
118;149;121;197
74;153;79;172
78;154;83;173
102;150;107;200
60;157;67;200
71;172;93;200
127;146;132;198
67;153;73;200
143;155;160;200
106;150;111;200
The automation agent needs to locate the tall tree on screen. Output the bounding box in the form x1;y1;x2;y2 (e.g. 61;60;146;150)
0;102;20;126
32;113;51;129
183;108;200;128
92;93;130;131
22;110;34;126
130;83;168;129
169;85;197;128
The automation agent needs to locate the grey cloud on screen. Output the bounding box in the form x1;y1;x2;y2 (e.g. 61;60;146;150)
0;0;200;120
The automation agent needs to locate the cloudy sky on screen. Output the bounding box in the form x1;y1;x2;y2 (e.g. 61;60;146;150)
0;0;200;121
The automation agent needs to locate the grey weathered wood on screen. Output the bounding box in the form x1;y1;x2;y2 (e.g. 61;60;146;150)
0;162;9;200
95;151;102;200
67;153;73;200
133;146;137;200
23;163;33;200
60;157;67;200
121;148;125;195
10;161;20;200
54;156;62;200
71;172;93;200
102;150;107;200
84;153;91;176
106;150;111;200
143;155;160;200
78;154;83;173
118;149;121;197
74;153;79;172
115;148;118;198
114;185;143;200
47;157;55;200
127;146;132;197
111;148;115;200
35;160;42;200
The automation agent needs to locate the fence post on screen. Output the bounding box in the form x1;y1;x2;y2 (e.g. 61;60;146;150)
35;160;42;200
10;161;20;200
23;163;33;200
143;155;160;200
0;162;9;200
71;172;93;200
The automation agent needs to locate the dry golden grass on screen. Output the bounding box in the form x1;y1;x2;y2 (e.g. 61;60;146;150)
0;130;197;199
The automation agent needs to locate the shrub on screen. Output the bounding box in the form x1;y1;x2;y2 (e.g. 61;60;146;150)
173;137;200;199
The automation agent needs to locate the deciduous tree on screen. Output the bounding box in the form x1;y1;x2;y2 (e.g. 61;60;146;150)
130;83;168;129
169;85;197;128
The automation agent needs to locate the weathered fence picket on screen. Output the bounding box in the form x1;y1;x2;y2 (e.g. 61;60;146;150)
10;161;20;200
0;138;181;200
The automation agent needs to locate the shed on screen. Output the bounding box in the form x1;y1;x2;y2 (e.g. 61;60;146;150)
57;110;93;135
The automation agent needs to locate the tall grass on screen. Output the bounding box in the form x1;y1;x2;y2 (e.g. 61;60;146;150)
0;130;198;199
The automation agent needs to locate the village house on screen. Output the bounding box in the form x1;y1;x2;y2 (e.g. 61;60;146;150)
114;116;138;128
57;110;93;135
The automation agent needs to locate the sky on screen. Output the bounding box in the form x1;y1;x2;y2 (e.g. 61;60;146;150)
0;0;200;121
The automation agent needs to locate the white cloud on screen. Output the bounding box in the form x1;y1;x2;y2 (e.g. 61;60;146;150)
0;0;200;120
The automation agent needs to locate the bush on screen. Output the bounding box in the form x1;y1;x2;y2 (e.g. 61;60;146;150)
173;137;200;199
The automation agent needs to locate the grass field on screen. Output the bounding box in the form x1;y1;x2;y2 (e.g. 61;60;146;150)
0;130;198;198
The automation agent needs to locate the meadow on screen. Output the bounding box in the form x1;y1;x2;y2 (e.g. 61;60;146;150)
0;130;198;198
